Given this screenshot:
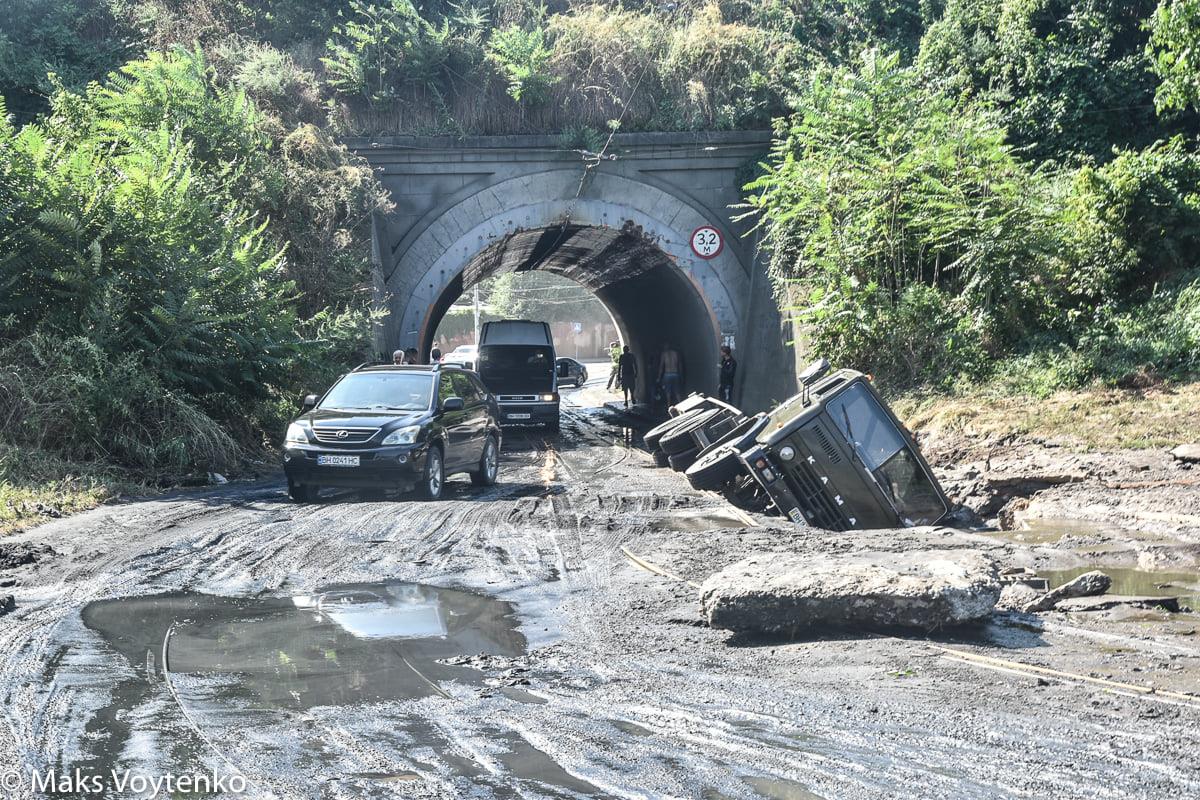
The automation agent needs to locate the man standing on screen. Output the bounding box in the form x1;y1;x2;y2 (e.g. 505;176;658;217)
618;345;638;408
430;343;442;362
658;344;683;406
392;349;406;365
606;341;622;391
718;345;737;403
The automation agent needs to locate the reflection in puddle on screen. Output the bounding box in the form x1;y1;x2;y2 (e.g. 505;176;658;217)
1038;567;1200;607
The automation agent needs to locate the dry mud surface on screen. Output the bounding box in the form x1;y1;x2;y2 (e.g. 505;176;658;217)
1;381;1199;799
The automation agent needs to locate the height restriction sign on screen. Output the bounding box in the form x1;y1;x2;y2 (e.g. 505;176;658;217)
690;225;723;259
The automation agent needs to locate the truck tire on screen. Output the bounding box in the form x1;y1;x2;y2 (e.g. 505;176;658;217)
668;446;700;471
643;409;701;450
653;449;671;467
685;446;744;490
660;408;727;455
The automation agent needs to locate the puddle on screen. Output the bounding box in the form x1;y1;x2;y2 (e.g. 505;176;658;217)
657;510;748;532
988;517;1134;545
1037;567;1200;607
72;583;615;796
744;775;825;799
83;582;526;710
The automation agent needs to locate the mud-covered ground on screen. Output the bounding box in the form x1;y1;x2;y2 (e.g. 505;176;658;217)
1;374;1198;799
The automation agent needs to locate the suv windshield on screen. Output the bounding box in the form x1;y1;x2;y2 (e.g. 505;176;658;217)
827;383;945;525
319;372;434;411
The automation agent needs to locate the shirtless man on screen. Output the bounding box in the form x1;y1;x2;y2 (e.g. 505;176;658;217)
658;344;683;405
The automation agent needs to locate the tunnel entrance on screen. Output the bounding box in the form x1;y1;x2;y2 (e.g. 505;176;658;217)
420;221;719;404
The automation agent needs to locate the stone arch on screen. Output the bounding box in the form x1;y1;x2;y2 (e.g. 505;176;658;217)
385;170;751;400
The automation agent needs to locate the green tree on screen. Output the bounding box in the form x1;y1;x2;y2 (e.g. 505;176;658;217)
746;50;1058;387
1148;0;1200;113
918;0;1166;162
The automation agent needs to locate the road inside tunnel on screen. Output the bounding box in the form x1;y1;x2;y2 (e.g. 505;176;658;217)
421;221;720;403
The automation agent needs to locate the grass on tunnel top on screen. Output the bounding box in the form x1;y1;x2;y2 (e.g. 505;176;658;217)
892;381;1200;451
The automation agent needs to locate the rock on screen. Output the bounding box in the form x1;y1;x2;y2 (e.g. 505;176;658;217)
0;595;14;616
1169;444;1200;464
996;582;1042;611
699;549;1001;634
1023;570;1112;613
208;472;229;485
0;543;55;571
1056;595;1181;613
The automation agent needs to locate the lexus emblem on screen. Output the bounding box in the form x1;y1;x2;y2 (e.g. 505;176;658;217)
336;430;349;439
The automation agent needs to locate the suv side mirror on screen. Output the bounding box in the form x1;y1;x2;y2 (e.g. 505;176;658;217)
301;393;318;411
441;396;465;412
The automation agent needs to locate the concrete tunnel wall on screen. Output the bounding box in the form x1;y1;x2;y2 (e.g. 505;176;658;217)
354;132;800;411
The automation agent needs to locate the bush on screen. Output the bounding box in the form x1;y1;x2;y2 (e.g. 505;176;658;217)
1060;138;1200;306
747;51;1060;388
0;335;241;473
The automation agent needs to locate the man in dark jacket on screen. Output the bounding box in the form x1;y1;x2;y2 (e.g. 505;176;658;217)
718;345;737;403
618;346;638;408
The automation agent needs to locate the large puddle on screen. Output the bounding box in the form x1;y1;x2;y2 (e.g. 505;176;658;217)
73;582;614;796
83;582;526;710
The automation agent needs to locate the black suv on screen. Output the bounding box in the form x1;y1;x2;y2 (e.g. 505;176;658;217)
282;364;502;502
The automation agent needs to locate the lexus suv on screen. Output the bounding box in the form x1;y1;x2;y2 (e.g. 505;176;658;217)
282;364;502;502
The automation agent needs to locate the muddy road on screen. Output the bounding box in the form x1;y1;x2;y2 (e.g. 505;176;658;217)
1;377;1199;799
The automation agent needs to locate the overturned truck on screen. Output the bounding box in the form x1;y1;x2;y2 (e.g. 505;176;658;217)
644;360;952;530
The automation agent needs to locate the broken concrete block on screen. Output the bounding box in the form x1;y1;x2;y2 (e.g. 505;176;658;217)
1023;570;1111;613
997;582;1042;611
699;550;1001;634
1170;444;1200;464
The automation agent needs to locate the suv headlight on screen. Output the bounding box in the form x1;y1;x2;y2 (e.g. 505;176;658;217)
284;423;308;444
382;425;421;445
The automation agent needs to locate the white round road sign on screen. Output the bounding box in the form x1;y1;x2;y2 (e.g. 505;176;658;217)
690;225;723;259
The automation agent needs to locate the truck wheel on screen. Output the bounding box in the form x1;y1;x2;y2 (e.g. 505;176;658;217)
470;435;499;486
667;446;699;471
660;409;725;455
653;449;671;467
287;480;316;503
417;446;444;500
685;446;745;490
643;409;700;450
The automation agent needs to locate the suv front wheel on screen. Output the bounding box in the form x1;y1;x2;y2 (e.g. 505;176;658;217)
418;445;444;500
288;480;317;503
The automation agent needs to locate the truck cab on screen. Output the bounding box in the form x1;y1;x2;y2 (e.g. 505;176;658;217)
739;366;950;529
477;320;560;433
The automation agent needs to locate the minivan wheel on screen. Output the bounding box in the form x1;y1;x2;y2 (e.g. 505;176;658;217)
546;418;561;434
418;446;444;500
471;436;499;486
288;480;315;503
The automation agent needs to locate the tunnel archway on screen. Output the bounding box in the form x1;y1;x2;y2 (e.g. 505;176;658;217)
385;169;750;404
423;222;719;401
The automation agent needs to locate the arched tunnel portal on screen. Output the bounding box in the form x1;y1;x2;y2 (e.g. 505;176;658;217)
355;133;798;411
422;221;720;403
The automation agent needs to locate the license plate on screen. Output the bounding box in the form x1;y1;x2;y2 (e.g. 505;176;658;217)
507;413;531;420
317;455;359;467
